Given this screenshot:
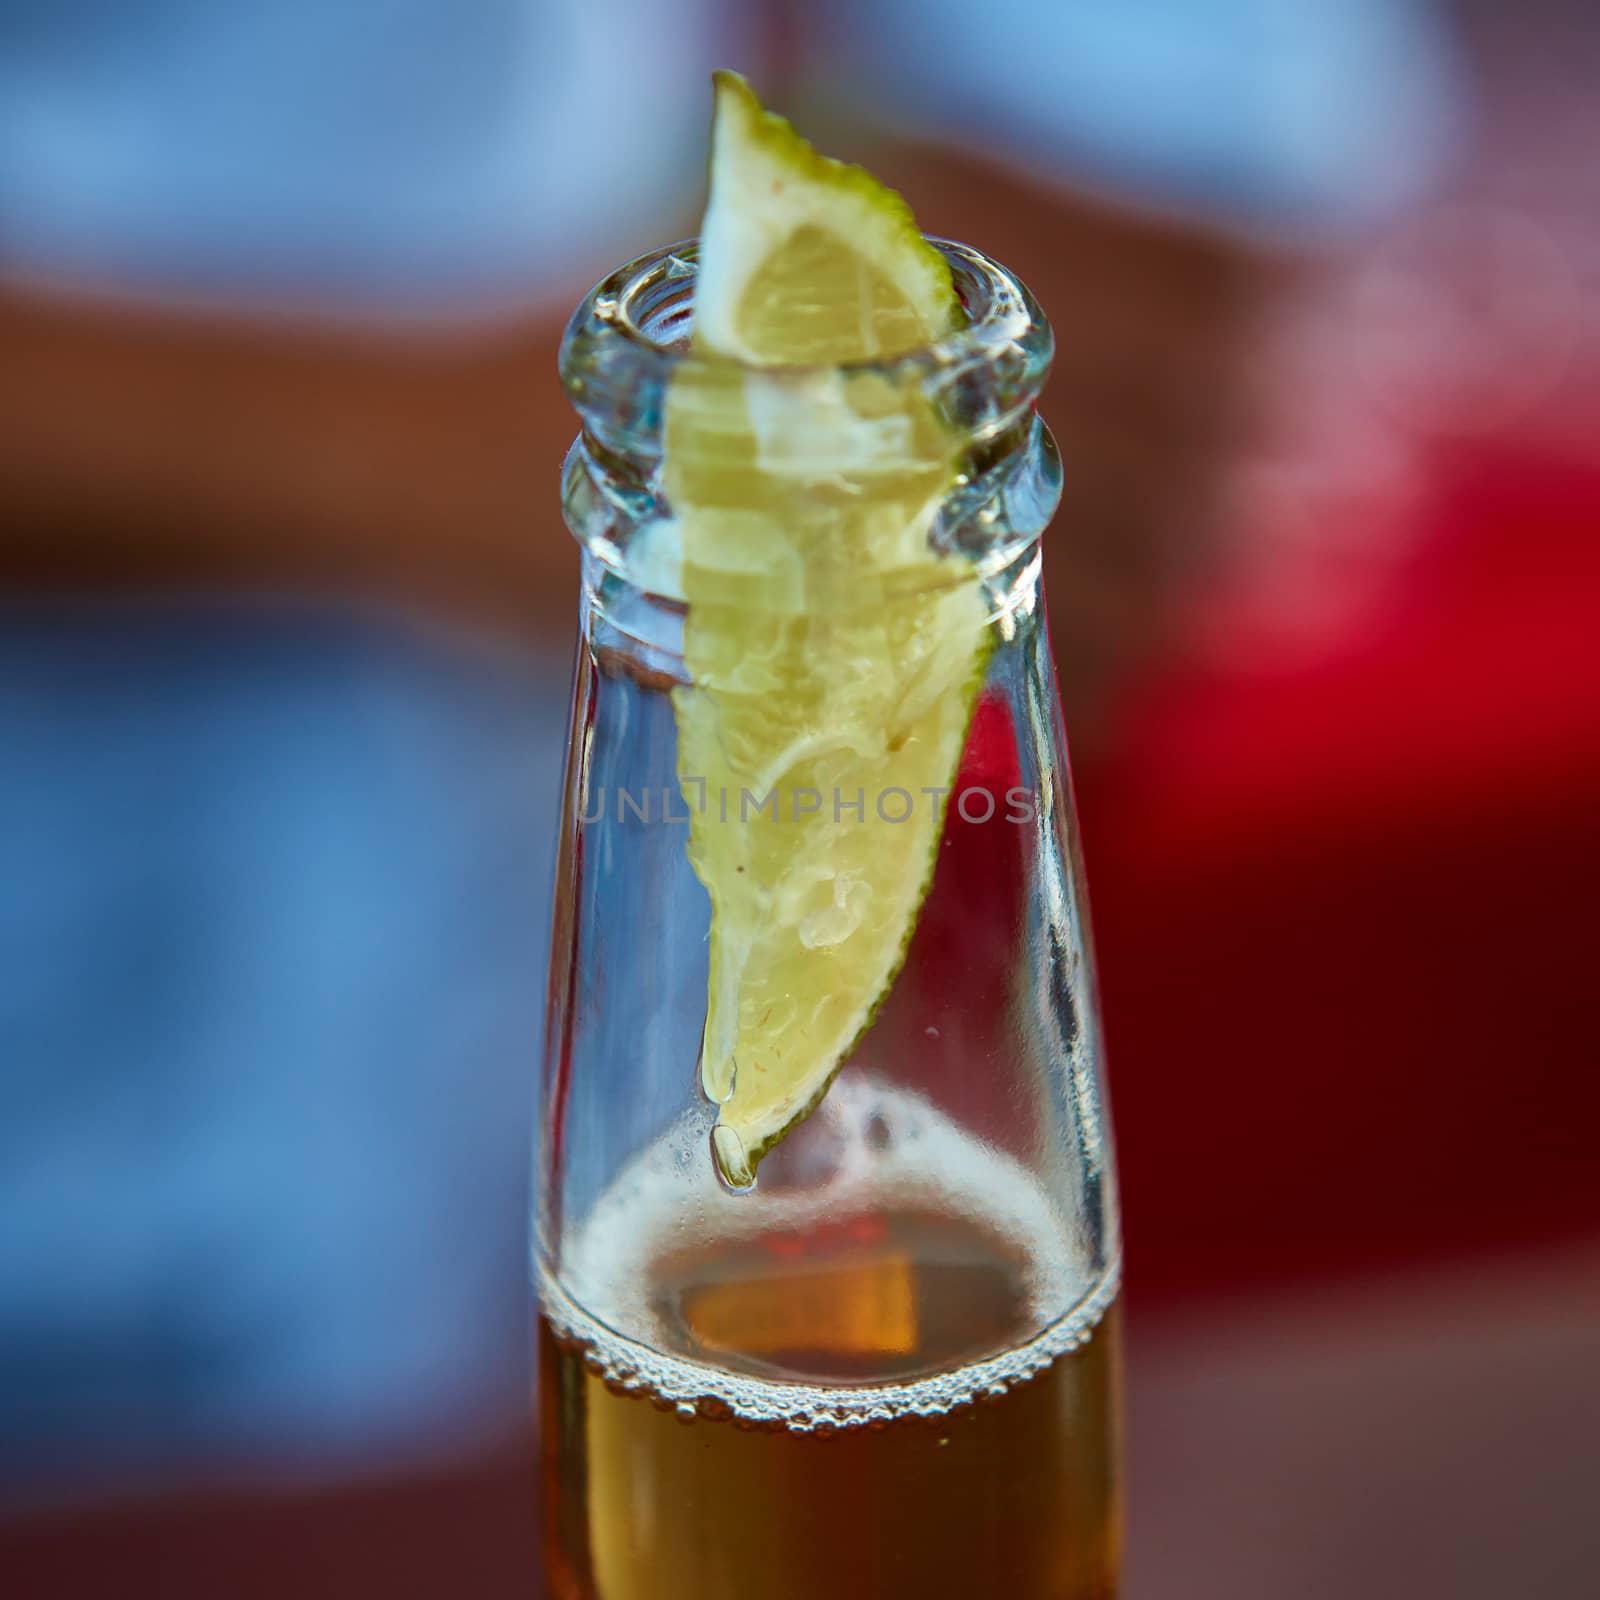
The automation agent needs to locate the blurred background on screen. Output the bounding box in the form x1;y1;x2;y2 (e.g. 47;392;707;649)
1;0;1596;1594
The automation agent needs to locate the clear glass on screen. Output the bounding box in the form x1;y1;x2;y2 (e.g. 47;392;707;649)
538;240;1122;1600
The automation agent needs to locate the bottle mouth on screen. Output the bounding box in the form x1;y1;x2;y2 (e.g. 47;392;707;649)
559;237;1061;616
561;236;1054;444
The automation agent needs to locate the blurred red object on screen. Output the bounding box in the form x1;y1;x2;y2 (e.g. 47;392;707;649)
1081;433;1600;1303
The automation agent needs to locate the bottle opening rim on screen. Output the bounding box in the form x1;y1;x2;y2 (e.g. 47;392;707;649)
561;236;1053;404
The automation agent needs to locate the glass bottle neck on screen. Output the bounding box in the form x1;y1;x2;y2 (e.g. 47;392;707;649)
559;237;1062;614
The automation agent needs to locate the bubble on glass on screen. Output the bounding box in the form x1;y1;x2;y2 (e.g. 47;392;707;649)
544;1076;1120;1430
539;1255;1118;1434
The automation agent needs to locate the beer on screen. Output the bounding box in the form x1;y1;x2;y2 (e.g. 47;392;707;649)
538;1084;1122;1600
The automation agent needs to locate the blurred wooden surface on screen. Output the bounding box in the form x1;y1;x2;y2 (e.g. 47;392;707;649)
0;289;578;631
0;147;1281;744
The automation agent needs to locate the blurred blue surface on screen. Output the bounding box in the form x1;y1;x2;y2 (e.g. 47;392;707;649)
0;0;741;311
841;0;1457;236
0;0;1457;315
0;605;568;1496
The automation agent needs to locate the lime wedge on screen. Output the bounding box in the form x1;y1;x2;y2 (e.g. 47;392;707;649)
669;73;988;1186
690;72;960;365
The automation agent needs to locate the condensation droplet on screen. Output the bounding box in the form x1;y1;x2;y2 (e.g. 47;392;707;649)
703;1049;738;1105
712;1125;755;1192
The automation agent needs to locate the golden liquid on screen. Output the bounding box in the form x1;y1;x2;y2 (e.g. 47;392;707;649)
539;1201;1121;1600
